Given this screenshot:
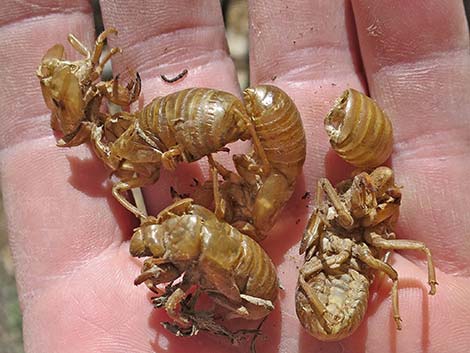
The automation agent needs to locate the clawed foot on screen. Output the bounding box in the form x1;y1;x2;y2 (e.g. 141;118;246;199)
162;147;182;171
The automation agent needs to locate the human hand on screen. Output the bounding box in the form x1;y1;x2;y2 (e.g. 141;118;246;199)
1;1;469;352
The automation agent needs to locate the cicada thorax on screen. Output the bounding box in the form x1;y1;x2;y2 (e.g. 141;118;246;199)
137;88;251;162
324;89;393;168
244;85;306;183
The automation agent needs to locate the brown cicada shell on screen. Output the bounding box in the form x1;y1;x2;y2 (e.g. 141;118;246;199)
200;85;306;241
36;28;140;147
37;30;262;220
130;198;278;330
324;89;393;168
90;87;253;219
296;167;437;340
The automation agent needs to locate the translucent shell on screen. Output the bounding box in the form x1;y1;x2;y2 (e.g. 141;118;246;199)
244;84;306;183
138;88;251;162
324;89;393;168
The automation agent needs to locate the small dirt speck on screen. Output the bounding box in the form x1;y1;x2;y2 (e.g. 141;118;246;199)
190;178;199;187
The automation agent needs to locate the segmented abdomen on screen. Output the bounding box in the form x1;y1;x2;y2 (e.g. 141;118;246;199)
296;263;370;341
244;85;306;183
200;207;278;303
324;89;393;168
138;88;250;162
236;235;278;301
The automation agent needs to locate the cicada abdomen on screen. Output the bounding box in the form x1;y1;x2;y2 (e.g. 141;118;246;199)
137;88;251;163
324;89;393;168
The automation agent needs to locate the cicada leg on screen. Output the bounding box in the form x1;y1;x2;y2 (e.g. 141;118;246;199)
112;169;159;220
361;202;400;228
91;27;119;67
355;244;402;330
239;294;274;311
221;294;274;321
206;291;250;320
96;70;142;108
364;231;437;295
67;33;90;58
165;288;192;326
236;105;272;177
207;155;227;220
161;146;183;171
297;263;331;334
300;181;331;257
207;154;241;183
318;178;354;229
134;258;181;286
94;47;121;79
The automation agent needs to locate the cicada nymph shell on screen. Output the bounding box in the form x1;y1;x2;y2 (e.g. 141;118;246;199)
324;89;393;168
240;84;306;236
243;84;306;184
135;88;252;164
198;85;307;241
296;167;437;340
130;199;278;334
36;28;141;147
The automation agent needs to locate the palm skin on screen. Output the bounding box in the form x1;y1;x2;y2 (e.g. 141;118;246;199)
1;0;469;352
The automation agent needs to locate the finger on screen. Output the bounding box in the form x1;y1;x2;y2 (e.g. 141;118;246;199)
0;2;139;351
352;0;470;271
248;0;366;188
99;0;243;213
247;0;365;350
100;0;240;95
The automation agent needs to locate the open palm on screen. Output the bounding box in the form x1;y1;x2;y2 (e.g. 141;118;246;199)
1;1;470;352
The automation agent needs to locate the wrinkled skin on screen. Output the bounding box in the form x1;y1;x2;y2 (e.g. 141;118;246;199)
1;1;470;353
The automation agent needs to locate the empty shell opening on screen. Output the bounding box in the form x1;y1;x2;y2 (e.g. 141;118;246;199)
324;90;349;141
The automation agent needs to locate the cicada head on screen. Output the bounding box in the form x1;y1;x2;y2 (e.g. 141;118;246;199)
130;222;166;258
